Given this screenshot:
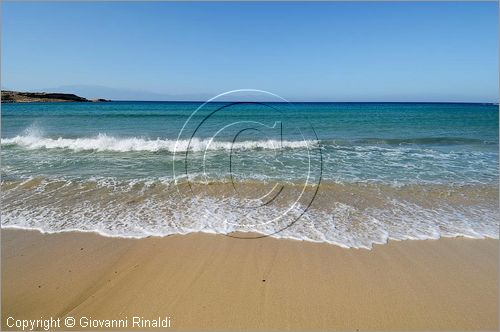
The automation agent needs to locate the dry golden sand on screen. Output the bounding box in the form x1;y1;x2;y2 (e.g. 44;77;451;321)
1;229;498;330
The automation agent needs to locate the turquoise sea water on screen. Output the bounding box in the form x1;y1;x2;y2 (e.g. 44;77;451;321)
1;102;499;247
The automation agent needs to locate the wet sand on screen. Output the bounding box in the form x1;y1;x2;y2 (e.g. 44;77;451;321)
1;229;498;330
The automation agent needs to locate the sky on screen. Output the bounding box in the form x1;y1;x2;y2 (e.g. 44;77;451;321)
1;2;498;102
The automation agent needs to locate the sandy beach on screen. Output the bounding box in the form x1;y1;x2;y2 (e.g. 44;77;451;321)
1;229;498;330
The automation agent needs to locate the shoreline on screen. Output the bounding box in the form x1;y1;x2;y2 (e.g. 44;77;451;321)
2;180;498;249
2;228;498;330
1;224;499;248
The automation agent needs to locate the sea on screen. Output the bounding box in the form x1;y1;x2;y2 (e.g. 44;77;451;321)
1;101;498;248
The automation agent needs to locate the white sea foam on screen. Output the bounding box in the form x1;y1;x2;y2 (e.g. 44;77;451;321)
2;195;497;249
2;133;313;152
1;178;498;249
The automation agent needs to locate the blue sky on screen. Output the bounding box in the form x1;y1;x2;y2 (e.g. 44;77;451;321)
1;2;498;102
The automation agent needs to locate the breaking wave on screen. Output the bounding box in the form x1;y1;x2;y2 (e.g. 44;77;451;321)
2;133;313;152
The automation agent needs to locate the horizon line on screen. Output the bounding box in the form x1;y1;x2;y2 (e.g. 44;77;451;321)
1;90;497;105
3;100;498;105
86;100;500;104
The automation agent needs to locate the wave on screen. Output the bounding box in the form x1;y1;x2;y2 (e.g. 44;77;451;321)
3;132;495;154
1;178;498;249
2;133;313;152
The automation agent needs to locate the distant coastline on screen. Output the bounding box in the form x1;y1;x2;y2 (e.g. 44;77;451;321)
1;90;109;103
